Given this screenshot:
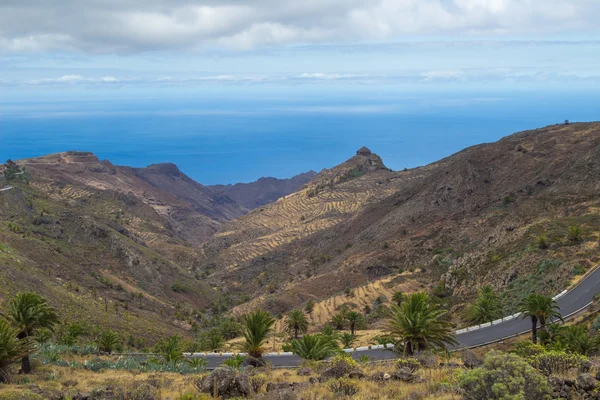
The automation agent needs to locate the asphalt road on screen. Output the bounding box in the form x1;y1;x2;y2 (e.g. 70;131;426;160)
194;266;600;369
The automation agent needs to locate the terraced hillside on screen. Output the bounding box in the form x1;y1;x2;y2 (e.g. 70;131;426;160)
201;123;600;322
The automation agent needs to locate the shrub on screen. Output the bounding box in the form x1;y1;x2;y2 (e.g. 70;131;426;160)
535;235;549;249
571;265;586;276
327;378;359;397
222;354;245;370
458;351;551;400
567;225;583;243
186;357;208;372
528;350;589;375
250;373;267;393
396;358;421;373
511;341;546;358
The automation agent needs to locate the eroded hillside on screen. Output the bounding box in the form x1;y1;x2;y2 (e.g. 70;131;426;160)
200;123;600;319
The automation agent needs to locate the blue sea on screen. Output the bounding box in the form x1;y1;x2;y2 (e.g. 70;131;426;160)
1;88;598;185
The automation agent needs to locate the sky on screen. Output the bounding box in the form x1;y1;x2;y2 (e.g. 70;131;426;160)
1;0;600;92
1;1;600;184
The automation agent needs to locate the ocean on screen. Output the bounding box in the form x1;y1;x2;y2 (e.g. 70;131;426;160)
1;88;598;185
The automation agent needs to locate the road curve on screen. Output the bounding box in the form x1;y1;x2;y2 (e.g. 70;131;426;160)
194;266;600;369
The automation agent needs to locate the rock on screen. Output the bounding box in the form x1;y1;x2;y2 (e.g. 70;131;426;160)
242;356;266;368
369;372;391;381
356;146;372;156
200;367;251;398
319;358;355;380
580;360;592;373
577;373;597;391
347;369;365;379
297;367;312;376
462;349;483;369
391;368;425;383
266;382;309;392
255;389;298;400
308;377;317;384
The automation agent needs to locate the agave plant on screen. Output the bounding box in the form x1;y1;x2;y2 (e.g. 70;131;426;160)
289;334;339;360
0;318;33;383
2;292;59;373
241;309;275;358
386;292;457;355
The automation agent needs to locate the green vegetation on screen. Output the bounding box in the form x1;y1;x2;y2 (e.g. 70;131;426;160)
567;224;583;243
97;330;121;354
517;294;562;344
459;351;551;400
284;309;309;339
385;292;457;355
535;234;549;249
345;311;364;336
464;285;504;325
154;335;183;364
289;334;339;360
2;292;59;373
241;309;275;358
0;318;33;383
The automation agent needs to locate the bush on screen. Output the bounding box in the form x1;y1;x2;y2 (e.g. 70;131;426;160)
458;351;551;400
396;358;421;372
327;378;359;397
222;354;245;370
528;350;589;375
571;265;586;276
535;235;549;249
511;341;546;358
154;335;183;364
567;225;583;243
250;373;267;393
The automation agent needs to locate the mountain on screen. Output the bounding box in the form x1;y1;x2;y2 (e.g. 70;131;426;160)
198;123;600;323
207;171;317;210
1;123;599;342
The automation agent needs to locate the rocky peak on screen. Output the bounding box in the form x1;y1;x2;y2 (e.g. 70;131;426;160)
356;146;372;156
144;163;182;177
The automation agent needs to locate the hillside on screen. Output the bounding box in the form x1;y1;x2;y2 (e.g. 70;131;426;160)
208;171;317;210
199;123;600;322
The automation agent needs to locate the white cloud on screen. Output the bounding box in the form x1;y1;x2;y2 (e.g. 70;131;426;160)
0;1;598;53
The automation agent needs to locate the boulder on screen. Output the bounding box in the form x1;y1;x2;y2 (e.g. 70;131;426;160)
200;367;251;398
461;349;483;369
391;368;425;383
242;356;266;368
369;372;391;381
577;373;597;391
297;367;312;376
347;369;365;379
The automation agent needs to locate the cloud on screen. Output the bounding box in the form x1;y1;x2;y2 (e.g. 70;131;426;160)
0;1;599;54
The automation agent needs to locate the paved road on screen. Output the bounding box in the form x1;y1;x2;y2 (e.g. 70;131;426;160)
193;266;600;369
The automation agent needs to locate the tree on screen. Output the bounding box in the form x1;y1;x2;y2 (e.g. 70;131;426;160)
330;313;347;330
392;291;404;306
289;334;339;360
97;330;121;354
285;309;309;339
2;292;59;373
304;300;315;314
464;285;503;325
0;318;33;383
3;159;22;182
241;309;275;358
385;292;457;355
339;332;357;348
345;311;364;336
558;325;599;356
155;335;183;364
518;294;562;344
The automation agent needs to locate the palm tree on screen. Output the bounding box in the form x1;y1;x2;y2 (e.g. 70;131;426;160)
385;292;457;355
517;294;562;344
241;309;275;358
345;311;364;336
392;291;404;306
330;313;347;330
0;318;33;383
289;334;339;360
97;330;121;354
285;309;309;339
2;292;59;373
339;332;357;348
464;285;503;325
